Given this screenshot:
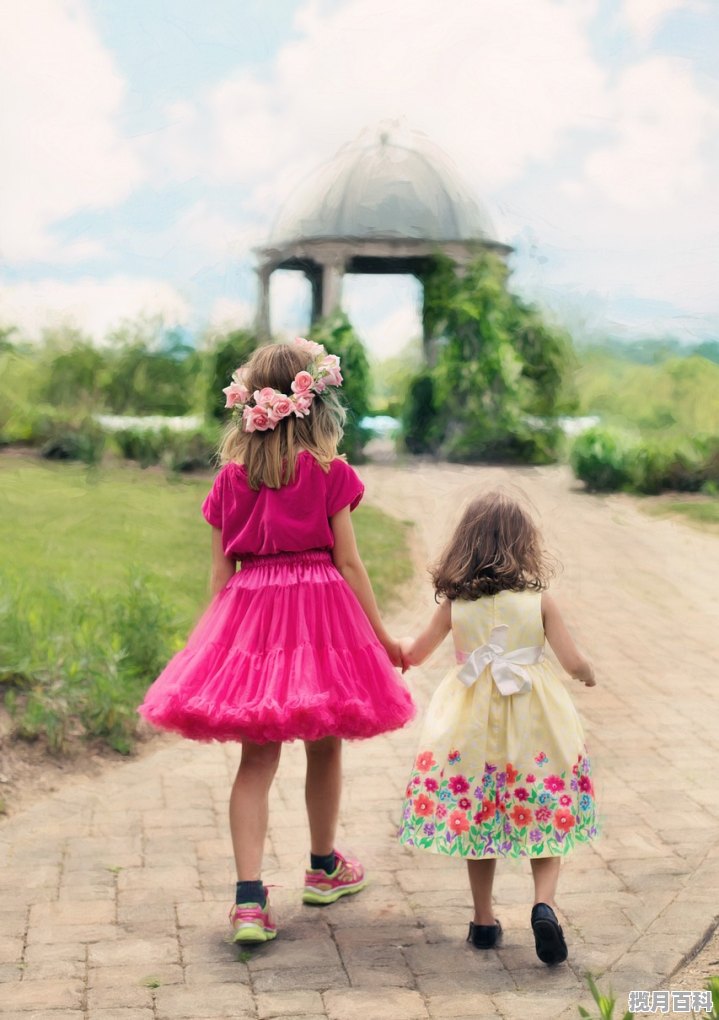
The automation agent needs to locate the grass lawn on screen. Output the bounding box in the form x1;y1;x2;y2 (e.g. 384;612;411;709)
0;454;413;752
644;494;719;532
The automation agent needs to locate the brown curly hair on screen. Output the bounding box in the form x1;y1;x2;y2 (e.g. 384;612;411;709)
431;490;555;600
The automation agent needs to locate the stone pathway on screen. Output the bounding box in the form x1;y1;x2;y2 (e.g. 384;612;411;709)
2;461;719;1019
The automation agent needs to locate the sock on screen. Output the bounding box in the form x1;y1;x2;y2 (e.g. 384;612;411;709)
310;851;337;874
235;880;266;907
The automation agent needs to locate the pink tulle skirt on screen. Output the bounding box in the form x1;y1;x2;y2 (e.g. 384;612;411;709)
138;550;415;744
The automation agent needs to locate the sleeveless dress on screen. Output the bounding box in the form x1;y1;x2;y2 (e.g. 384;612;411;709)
397;590;598;858
139;452;415;744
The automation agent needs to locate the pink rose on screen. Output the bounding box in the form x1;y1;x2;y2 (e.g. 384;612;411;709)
318;354;342;388
269;397;293;422
253;387;277;406
243;404;272;432
292;392;314;417
291;370;314;394
294;336;325;358
222;381;247;408
318;352;342;387
230;371;250;403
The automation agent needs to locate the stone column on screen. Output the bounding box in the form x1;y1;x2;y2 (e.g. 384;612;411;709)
320;261;344;319
310;257;344;323
307;263;323;324
255;264;272;341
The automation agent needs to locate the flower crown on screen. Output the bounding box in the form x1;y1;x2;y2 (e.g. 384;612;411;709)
222;337;343;433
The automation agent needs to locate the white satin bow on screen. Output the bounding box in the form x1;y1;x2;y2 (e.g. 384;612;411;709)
457;624;544;696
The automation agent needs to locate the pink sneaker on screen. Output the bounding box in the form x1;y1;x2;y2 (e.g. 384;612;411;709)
229;892;277;943
302;850;367;905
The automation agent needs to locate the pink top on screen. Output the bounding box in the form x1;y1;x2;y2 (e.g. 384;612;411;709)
201;451;364;559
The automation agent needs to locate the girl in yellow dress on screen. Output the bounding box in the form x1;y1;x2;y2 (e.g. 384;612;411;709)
398;491;597;966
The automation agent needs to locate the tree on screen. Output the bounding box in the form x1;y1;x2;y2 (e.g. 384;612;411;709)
37;327;106;409
407;252;575;462
309;313;372;462
202;328;258;421
102;317;199;416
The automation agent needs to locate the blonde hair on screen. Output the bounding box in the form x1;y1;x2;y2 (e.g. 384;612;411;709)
431;490;555;600
218;342;346;489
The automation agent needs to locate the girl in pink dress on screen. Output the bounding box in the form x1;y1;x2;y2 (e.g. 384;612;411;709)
139;338;414;944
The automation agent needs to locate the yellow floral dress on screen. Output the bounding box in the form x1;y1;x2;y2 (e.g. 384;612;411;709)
398;590;598;859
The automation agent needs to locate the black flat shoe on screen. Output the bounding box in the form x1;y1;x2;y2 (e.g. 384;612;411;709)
531;903;568;966
467;918;502;949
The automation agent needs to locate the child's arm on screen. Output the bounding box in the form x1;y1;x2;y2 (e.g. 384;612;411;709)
210;527;236;597
330;505;402;667
541;593;596;686
400;600;452;667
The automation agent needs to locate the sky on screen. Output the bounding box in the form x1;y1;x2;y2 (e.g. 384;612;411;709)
1;0;718;358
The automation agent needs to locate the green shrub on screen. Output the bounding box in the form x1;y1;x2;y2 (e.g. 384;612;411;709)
705;976;719;1019
112;572;178;678
686;435;719;489
39;418;106;464
0;403;51;446
113;427;169;467
445;421;564;465
571;428;719;495
578;973;633;1019
163;425;218;473
112;424;218;472
625;440;674;495
570;427;635;491
0;347;44;444
0;574;178;754
402;370;440;454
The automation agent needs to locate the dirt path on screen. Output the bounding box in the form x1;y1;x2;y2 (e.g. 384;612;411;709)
1;460;718;1020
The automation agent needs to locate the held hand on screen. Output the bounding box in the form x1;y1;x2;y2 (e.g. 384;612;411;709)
382;637;404;669
577;664;597;687
399;637;415;674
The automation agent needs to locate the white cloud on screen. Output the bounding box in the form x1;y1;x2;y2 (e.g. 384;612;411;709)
0;0;142;262
2;0;717;346
623;0;708;43
151;0;606;209
173;202;266;263
500;47;719;335
208;298;254;332
583;57;714;211
0;277;190;341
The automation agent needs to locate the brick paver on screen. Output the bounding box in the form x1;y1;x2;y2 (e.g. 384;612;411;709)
2;462;718;1018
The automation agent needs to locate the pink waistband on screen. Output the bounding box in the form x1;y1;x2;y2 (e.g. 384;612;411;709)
239;549;332;569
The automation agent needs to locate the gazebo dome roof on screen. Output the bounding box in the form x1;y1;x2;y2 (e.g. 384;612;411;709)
268;124;499;247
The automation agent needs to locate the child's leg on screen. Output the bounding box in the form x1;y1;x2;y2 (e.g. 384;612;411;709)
304;736;342;856
229;740;282;880
467;859;498;925
530;856;561;909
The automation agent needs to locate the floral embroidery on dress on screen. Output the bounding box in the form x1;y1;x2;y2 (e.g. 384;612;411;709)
398;751;598;858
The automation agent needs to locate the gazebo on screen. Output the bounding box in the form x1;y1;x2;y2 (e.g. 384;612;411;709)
255;124;511;350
